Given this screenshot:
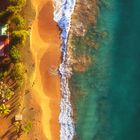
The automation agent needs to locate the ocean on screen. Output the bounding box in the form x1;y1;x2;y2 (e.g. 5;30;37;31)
70;0;140;140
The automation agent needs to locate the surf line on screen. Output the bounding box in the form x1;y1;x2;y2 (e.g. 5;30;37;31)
53;0;76;139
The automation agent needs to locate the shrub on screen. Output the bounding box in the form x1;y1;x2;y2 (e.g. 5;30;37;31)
8;0;26;7
21;121;32;134
6;6;21;15
11;30;28;46
0;104;11;115
11;63;25;87
11;15;26;29
0;6;20;24
9;46;21;62
0;82;14;100
0;11;12;24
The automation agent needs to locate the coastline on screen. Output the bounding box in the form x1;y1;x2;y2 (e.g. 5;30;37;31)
23;0;77;139
25;0;98;139
30;0;61;139
0;0;97;139
17;1;139;140
53;0;76;139
0;0;140;140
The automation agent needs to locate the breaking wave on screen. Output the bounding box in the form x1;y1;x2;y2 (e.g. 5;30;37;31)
53;0;76;140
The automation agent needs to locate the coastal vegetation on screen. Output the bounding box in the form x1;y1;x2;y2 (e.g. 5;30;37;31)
0;0;32;138
0;81;14;100
11;30;28;46
0;0;27;86
9;46;21;62
0;104;11;115
11;15;26;29
13;120;32;136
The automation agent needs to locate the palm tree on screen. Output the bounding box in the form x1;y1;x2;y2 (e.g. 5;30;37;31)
0;82;14;100
5;89;14;100
21;121;32;134
0;88;14;100
13;121;22;133
0;104;11;115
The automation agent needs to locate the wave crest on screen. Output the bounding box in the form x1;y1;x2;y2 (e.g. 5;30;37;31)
53;0;76;140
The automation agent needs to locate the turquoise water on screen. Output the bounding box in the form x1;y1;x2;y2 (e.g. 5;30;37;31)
70;0;140;139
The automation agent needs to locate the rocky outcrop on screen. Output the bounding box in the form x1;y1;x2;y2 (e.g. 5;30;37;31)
70;0;97;36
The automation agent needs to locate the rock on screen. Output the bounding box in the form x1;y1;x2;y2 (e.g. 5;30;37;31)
72;22;86;36
73;55;92;72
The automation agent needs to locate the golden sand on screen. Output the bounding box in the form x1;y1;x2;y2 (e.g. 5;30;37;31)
31;0;61;139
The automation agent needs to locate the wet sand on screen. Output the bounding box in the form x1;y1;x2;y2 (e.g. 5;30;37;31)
31;0;61;139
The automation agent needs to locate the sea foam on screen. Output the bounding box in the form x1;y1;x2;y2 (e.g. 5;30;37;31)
53;0;76;140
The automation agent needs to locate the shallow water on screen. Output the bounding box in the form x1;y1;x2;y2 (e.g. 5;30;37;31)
70;0;140;139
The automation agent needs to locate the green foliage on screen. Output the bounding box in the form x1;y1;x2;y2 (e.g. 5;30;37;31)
0;0;27;90
10;46;21;62
13;121;22;133
11;30;28;46
0;0;26;24
0;81;14;100
0;104;11;115
0;59;11;79
4;89;14;100
11;15;26;29
6;6;20;15
11;63;25;87
13;120;32;136
0;11;12;24
8;0;26;7
0;5;20;24
21;121;32;134
0;71;9;79
0;72;3;79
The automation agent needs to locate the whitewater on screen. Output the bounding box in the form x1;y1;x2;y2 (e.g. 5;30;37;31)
53;0;76;140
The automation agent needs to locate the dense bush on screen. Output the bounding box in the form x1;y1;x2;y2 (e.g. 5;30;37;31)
0;0;25;24
0;11;12;24
0;104;11;115
11;15;26;29
11;30;28;46
6;6;20;15
0;59;11;79
0;0;27;89
0;5;20;24
11;63;25;87
8;0;26;7
9;46;21;62
0;81;14;100
21;121;32;134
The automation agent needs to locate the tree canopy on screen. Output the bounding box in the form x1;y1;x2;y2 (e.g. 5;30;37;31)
11;30;28;46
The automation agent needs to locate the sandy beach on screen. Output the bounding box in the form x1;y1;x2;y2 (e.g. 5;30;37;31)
31;0;61;139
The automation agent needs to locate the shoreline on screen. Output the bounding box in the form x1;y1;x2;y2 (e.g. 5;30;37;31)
22;0;78;139
30;0;61;139
53;0;76;139
0;0;95;139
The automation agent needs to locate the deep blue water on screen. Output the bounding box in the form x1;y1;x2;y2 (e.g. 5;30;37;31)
70;0;140;140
